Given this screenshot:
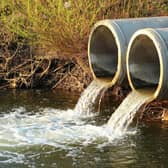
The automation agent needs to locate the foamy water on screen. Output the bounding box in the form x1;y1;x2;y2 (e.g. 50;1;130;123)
0;81;109;164
0;106;126;164
0;107;119;149
0;82;154;165
107;89;153;136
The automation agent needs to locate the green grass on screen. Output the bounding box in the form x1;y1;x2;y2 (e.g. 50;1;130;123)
0;0;168;61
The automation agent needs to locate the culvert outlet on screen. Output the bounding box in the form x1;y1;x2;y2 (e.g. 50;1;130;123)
127;28;168;100
88;17;168;86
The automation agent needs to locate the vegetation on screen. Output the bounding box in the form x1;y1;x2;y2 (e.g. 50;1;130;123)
1;0;168;60
0;0;168;89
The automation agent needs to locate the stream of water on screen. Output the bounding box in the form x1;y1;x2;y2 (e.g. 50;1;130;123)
107;89;153;136
74;80;107;115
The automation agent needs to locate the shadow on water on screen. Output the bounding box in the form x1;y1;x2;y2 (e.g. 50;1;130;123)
0;89;79;114
0;90;168;168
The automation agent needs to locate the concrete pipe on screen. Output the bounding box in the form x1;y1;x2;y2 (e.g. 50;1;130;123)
127;28;168;100
88;17;168;86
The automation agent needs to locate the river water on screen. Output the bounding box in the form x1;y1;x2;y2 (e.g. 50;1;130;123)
0;90;168;168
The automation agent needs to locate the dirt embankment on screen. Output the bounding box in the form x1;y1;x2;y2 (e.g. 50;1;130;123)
0;45;92;91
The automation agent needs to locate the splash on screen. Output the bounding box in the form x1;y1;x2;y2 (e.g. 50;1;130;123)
0;107;121;150
0;83;155;167
74;80;107;115
0;80;109;155
0;90;152;152
107;89;153;136
0;85;154;152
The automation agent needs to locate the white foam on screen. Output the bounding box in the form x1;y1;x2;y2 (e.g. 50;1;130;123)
0;151;25;164
0;82;153;165
0;104;138;152
0;83;148;152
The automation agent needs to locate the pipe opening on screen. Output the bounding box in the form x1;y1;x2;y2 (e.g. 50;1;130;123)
128;35;160;90
89;25;118;81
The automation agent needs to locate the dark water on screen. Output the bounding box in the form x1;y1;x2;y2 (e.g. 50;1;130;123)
0;90;168;168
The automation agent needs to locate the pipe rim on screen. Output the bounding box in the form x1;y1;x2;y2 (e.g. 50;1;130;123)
126;28;167;99
88;20;125;86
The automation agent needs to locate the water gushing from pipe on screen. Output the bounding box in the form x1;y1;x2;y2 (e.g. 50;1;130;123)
74;80;108;115
107;89;153;135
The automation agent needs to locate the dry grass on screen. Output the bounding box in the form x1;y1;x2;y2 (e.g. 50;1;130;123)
0;0;168;61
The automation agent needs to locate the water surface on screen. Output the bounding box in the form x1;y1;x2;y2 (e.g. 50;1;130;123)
0;90;168;168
